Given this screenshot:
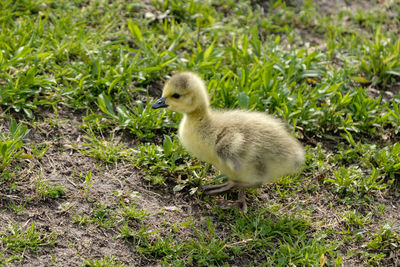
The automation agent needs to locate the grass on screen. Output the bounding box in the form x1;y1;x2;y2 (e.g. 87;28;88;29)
0;223;57;263
82;255;126;267
1;0;400;265
0;119;30;170
34;170;66;200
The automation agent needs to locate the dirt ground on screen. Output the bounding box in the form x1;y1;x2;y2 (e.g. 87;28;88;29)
0;106;203;266
1;0;399;266
2;105;399;266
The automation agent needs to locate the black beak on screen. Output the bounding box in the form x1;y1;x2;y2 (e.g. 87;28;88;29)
152;97;168;109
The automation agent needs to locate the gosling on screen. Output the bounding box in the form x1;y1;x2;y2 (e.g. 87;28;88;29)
152;72;305;212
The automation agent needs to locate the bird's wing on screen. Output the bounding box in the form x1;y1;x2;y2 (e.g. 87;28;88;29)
215;128;245;172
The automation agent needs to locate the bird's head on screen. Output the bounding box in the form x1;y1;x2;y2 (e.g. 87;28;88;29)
152;72;210;114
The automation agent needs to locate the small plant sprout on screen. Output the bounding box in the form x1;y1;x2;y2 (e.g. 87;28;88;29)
35;170;65;200
119;199;148;222
82;171;94;201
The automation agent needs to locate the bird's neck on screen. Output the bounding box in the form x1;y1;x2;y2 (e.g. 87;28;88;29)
185;105;211;121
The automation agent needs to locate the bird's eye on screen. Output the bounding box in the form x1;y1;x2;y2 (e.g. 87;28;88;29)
171;93;180;99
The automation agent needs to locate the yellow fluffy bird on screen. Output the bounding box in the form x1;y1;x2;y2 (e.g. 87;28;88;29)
152;72;305;212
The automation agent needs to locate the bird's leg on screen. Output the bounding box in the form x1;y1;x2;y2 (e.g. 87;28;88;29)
213;187;247;213
201;181;248;212
237;187;247;213
200;181;236;195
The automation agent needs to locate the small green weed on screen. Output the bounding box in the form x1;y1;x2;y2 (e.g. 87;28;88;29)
137;235;183;260
82;255;125;267
31;142;49;159
80;130;129;164
232;208;339;266
0;223;57;254
91;203;116;229
129;135;201;186
366;223;400;254
360;251;386;266
118;223;157;246
340;210;372;229
71;202;116;229
119;199;148;222
183;217;229;266
372;142;400;181
358;27;400;87
142;217;229;266
325;166;386;202
0;119;30;171
71;213;91;227
86;93;167;140
35;171;65;200
8;200;28;214
80;171;94;201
